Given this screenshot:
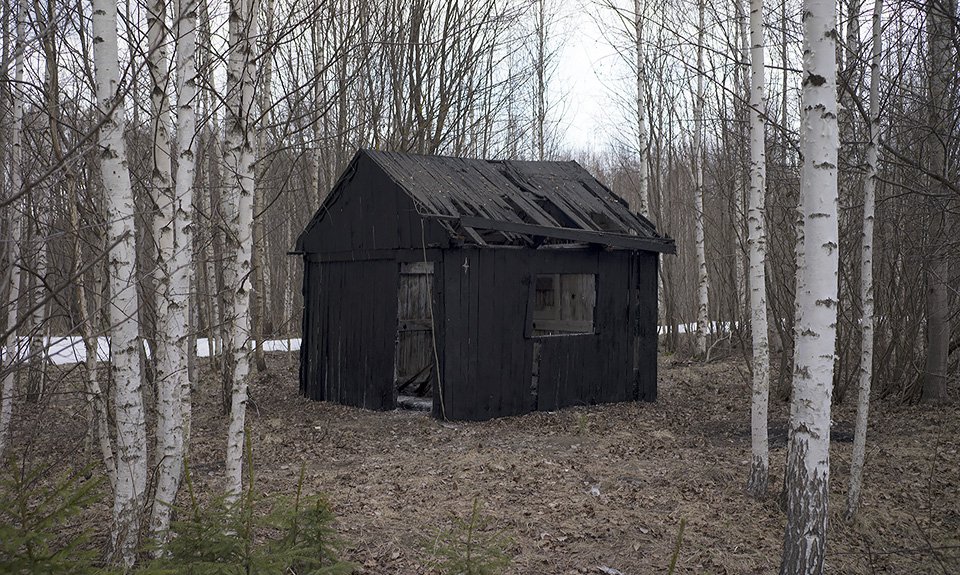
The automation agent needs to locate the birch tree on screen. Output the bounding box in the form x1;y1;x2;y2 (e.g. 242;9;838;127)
146;0;187;545
845;0;881;521
92;0;148;564
633;0;649;216
0;0;25;459
149;0;197;544
780;0;839;570
693;0;709;358
745;0;770;498
174;0;197;450
223;0;258;501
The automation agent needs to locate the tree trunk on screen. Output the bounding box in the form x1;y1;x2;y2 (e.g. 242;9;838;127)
0;0;25;459
252;0;275;374
780;0;839;570
223;0;258;502
25;189;49;403
746;0;771;499
845;0;882;521
920;0;955;404
149;0;196;544
146;0;186;546
633;0;648;217
693;0;709;358
92;0;148;564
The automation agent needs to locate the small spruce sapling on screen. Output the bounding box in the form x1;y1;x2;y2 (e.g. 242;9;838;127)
427;497;513;575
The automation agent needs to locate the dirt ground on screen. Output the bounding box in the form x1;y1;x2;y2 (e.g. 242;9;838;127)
9;352;960;574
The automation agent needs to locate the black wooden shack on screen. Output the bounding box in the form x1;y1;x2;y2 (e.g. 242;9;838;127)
293;149;676;421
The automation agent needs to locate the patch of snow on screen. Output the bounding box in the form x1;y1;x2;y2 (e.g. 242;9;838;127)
2;336;302;365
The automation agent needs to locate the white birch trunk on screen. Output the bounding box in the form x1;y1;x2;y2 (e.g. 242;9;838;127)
633;0;648;217
147;0;184;546
746;0;771;498
693;0;709;358
223;0;258;502
174;0;197;451
845;0;881;521
780;0;839;570
92;0;148;565
149;0;196;544
0;1;25;458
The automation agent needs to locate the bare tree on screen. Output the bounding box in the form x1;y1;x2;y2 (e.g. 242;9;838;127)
745;0;770;498
845;0;882;521
920;0;956;404
780;0;840;571
693;0;710;358
92;0;148;563
0;0;25;459
147;0;188;544
223;0;258;501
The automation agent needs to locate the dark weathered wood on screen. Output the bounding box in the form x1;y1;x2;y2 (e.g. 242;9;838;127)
460;215;676;253
395;262;435;397
297;150;666;422
637;252;658;401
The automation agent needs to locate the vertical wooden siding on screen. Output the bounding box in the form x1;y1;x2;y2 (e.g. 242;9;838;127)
438;247;658;421
300;257;398;411
297;154;449;255
635;251;659;401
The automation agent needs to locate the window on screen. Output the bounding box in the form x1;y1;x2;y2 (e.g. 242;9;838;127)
531;273;596;336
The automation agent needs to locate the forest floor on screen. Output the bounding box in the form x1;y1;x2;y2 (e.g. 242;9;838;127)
9;352;960;574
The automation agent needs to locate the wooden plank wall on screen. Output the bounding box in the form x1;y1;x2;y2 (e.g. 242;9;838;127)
634;251;659;401
300;247;658;420
299;258;313;397
438;246;657;421
440;248;531;420
300;258;398;411
297;153;449;255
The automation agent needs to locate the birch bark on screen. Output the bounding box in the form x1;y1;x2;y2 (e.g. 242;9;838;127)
693;0;709;358
0;0;25;458
633;0;648;217
845;0;881;521
92;0;148;564
147;0;187;545
780;0;839;570
746;0;771;498
174;0;197;451
223;0;258;502
149;0;196;543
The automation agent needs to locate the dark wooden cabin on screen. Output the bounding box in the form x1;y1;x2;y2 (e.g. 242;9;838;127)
293;149;676;421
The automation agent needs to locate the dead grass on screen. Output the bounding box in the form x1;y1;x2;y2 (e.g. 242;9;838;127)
7;353;959;574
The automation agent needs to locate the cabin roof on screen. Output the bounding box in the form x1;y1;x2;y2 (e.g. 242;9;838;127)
297;149;676;254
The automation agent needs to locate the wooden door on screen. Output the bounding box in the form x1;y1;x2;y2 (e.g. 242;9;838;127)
395;262;435;397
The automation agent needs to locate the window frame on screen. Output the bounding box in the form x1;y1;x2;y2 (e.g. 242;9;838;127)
525;272;598;338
